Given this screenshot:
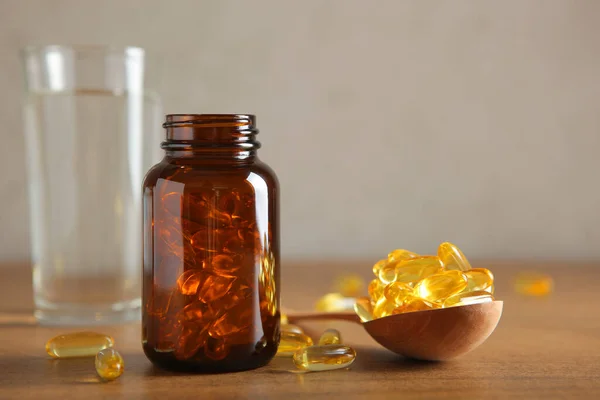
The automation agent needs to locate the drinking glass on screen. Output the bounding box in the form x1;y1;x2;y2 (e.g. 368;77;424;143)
22;45;162;325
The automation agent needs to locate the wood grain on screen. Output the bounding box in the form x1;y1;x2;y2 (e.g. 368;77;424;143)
0;261;599;399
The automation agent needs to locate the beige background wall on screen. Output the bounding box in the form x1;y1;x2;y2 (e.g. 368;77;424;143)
1;0;599;262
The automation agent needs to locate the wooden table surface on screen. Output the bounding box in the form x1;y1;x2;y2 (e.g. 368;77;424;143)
0;261;599;399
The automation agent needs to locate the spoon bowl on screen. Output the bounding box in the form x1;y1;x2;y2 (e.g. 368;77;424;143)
288;301;503;361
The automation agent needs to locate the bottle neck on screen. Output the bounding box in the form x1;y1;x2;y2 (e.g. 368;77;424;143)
161;114;260;163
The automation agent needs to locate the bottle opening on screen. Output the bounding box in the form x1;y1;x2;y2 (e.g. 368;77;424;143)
162;114;260;151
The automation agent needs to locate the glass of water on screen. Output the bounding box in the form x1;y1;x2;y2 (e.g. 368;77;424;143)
21;45;162;325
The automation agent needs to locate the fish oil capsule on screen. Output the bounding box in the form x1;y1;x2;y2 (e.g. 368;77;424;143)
354;297;374;322
372;259;388;277
46;332;114;359
334;274;365;297
377;263;397;285
387;249;419;263
394;256;443;284
464;268;494;294
95;348;124;381
515;272;553;296
383;281;414;306
315;293;356;312
281;324;304;334
276;331;314;357
414;270;468;303
372;296;396;318
281;311;289;325
393;297;438;314
368;279;384;301
293;345;356;372
443;290;494;308
438;242;472;271
318;329;342;345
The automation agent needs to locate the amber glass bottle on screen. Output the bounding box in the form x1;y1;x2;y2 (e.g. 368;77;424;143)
142;114;280;372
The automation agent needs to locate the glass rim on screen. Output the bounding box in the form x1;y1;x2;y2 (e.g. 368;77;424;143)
21;44;144;56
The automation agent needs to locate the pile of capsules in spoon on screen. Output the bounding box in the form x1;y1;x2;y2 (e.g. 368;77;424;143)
354;242;495;321
46;332;123;381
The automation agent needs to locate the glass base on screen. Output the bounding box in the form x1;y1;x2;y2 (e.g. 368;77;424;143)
34;298;141;326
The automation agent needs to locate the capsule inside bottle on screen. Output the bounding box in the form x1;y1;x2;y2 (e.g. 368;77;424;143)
45;332;114;358
293;345;356;372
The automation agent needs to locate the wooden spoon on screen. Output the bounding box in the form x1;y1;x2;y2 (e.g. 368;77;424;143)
287;300;503;361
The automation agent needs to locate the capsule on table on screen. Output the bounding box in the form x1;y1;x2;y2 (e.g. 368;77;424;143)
46;332;114;359
315;293;355;312
276;331;313;357
334;274;365;297
414;270;468;303
281;324;305;334
354;297;374;322
293;345;356;372
394;256;443;284
464;268;495;294
438;242;472;271
515;272;553;296
318;329;342;345
393;297;438;314
95;348;124;381
443;290;494;308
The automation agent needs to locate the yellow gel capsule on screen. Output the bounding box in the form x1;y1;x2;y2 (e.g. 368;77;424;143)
438;242;472;271
318;329;342;345
383;281;414;306
293;345;356;372
334;274;365;297
394;256;443;284
281;324;304;334
464;268;494;294
281;312;289;325
372;259;388;277
315;293;355;312
95;348;124;381
377;264;397;285
46;332;114;359
368;279;384;302
414;270;468;303
387;249;419;263
372;296;396;318
354;296;374;322
443;290;494;308
393;297;438;314
276;331;314;357
515;272;553;296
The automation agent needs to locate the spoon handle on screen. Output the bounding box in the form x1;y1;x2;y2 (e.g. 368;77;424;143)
287;312;362;324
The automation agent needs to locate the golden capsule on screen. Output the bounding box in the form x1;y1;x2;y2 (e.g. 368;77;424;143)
293;345;356;372
368;279;384;301
281;324;304;334
387;249;419;263
438;242;472;271
372;296;396;318
515;272;553;296
394;256;443;284
393;297;438;314
464;268;494;294
414;270;468;303
372;259;388;277
318;329;342;345
377;264;397;285
443;290;494;308
95;348;124;381
276;331;314;357
281;311;289;325
383;281;414;306
353;296;374;322
315;293;355;312
334;274;365;297
45;332;114;359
